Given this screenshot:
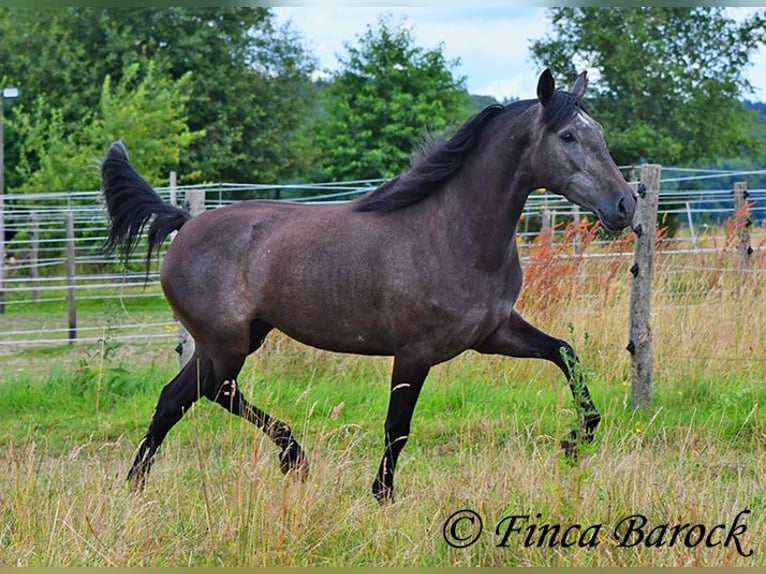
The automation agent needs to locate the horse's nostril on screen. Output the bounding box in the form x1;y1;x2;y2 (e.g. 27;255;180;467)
618;196;628;217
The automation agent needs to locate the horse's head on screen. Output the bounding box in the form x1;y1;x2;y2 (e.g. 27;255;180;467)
530;69;635;231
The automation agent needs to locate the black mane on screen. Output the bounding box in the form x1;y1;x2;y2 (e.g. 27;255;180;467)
353;91;583;214
354;103;508;213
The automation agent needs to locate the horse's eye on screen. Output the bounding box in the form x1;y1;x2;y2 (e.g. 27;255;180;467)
560;131;576;144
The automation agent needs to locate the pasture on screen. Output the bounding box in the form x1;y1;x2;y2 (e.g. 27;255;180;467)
1;228;763;566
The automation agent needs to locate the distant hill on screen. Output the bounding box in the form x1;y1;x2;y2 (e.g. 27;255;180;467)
745;100;766;121
466;93;501;115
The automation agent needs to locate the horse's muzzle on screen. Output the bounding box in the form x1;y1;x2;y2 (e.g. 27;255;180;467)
599;190;636;231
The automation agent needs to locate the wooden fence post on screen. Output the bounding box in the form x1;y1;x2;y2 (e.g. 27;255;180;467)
733;182;751;276
627;164;661;410
65;211;77;343
541;206;552;232
169;170;177;208
177;189;205;368
684;201;698;251
541;206;553;248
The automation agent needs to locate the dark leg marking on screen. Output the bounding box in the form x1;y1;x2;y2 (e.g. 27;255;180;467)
127;354;212;489
207;378;309;480
372;358;429;504
475;311;601;459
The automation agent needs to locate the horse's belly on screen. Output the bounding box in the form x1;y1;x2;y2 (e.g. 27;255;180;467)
275;322;393;356
268;298;500;364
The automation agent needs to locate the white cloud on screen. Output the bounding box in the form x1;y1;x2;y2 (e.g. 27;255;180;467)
404;8;551;99
273;7;551;101
274;7;766;103
746;45;766;102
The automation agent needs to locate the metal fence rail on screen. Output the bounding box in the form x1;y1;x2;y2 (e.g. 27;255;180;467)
0;166;764;348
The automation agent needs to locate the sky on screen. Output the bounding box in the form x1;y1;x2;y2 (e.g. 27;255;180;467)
272;7;766;103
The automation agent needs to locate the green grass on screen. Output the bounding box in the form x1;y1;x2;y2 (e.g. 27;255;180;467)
2;345;762;454
0;335;763;566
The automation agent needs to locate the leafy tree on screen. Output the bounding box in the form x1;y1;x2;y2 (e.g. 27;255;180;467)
5;61;199;266
94;62;201;181
0;7;316;186
316;15;470;181
530;7;766;166
708;100;766;193
10;60;200;192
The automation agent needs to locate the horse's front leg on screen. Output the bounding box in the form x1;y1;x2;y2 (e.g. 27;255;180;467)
474;310;600;457
372;357;430;504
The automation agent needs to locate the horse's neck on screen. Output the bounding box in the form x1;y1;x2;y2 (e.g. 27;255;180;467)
436;159;533;271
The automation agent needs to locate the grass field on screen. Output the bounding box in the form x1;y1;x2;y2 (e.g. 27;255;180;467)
1;226;764;566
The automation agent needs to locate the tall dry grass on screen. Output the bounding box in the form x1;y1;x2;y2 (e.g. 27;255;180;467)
3;402;763;566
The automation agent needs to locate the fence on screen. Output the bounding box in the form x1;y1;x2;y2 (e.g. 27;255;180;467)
0;166;764;405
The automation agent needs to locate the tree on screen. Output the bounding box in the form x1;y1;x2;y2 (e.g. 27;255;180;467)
10;60;200;192
530;7;766;166
0;8;317;186
5;61;200;265
709;100;766;193
316;15;470;181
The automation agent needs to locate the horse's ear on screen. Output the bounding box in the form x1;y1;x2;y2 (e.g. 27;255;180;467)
570;71;588;100
537;68;555;106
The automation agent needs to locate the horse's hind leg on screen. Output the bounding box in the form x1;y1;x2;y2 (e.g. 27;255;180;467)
127;352;213;489
207;379;309;479
204;321;309;479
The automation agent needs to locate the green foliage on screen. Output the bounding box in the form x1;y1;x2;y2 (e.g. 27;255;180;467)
10;101;90;193
0;7;317;187
94;62;201;182
10;60;200;192
316;15;471;181
530;7;766;166
708;100;766;190
467;93;502;116
133;8;318;183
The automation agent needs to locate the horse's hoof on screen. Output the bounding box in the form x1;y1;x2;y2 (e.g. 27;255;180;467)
126;468;148;492
560;430;579;463
372;478;395;505
279;442;309;481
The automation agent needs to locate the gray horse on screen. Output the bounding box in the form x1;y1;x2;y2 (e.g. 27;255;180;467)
102;68;635;502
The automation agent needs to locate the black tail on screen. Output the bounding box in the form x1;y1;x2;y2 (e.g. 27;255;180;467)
100;140;191;269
